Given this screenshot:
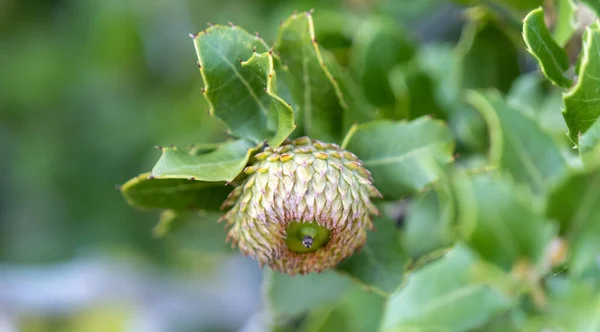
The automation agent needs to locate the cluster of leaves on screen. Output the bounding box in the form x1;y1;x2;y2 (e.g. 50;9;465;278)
121;1;600;331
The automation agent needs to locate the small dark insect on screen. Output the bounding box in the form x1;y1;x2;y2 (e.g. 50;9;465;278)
301;235;314;248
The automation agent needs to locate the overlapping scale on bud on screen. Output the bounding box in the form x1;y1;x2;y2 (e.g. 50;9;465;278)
221;137;382;275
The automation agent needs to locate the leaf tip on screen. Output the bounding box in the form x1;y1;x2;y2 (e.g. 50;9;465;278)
155;145;164;151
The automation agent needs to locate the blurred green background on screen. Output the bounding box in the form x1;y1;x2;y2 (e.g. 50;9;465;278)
0;0;452;265
0;0;565;330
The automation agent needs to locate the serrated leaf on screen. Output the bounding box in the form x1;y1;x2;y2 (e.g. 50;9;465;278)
554;0;577;46
336;217;409;295
525;277;600;331
156;210;232;253
192;26;295;146
454;172;554;270
563;23;600;144
547;168;600;276
579;117;600;167
458;14;520;93
301;285;384;332
342;117;455;200
467;90;568;194
151;139;259;182
263;269;352;318
348;17;414;109
380;245;515;331
274;11;345;142
120;173;231;211
403;180;456;258
242;51;296;147
523;8;573;88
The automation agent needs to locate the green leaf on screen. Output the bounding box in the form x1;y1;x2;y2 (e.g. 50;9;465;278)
155;210;232;253
472;310;524;332
416;43;461;107
348;16;414;108
342;117;455;200
547;168;600;276
192;26;295;146
120;173;231;211
274;11;345;142
389;63;447;120
563;23;600;144
453;0;542;12
403;180;456;258
242;51;297;147
263;269;352;318
458;13;520;93
554;0;577;46
467;90;568;194
523;8;572;88
301;285;385;332
301;308;349;332
328;57;379;134
416;43;488;154
454;172;554;270
507;73;570;141
274;12;378;135
579;117;600;168
380;245;515;331
336;217;409;295
311;10;358;66
151;139;259;182
506;73;546;117
525;277;600;331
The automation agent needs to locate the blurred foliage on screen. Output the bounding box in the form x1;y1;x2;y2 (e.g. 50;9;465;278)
5;0;600;331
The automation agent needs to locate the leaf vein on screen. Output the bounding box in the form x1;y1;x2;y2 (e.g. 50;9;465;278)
203;39;269;114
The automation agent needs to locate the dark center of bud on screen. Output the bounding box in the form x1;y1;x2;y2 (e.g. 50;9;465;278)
301;235;314;248
285;221;331;253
